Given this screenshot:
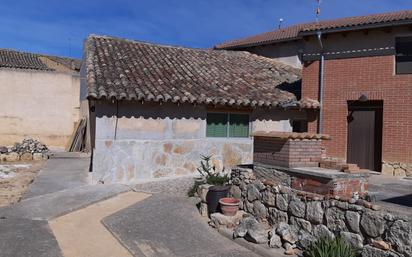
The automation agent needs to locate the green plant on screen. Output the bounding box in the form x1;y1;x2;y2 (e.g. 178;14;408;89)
187;155;230;196
196;155;215;177
305;236;357;257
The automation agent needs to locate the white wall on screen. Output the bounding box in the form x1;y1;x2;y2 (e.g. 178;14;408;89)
0;68;80;149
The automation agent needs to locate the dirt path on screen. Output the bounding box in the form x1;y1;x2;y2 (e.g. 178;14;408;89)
49;191;150;257
0;161;44;207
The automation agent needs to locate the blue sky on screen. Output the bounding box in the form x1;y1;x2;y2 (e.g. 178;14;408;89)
1;0;411;59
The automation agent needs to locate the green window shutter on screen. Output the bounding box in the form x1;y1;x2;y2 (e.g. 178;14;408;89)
229;114;249;138
206;113;228;137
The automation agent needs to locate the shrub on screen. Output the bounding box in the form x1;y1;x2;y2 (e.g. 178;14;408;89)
305;236;357;257
187;155;229;197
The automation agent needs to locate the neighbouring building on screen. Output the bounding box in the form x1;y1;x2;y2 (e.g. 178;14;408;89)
82;35;319;183
0;49;81;149
216;10;412;176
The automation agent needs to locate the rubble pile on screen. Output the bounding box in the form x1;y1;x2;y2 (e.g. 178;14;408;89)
9;139;48;154
0;139;49;162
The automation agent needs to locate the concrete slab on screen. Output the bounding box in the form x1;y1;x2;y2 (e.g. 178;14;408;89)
103;194;261;257
50;191;150;257
0;218;62;257
369;174;412;217
0;184;129;220
24;157;90;199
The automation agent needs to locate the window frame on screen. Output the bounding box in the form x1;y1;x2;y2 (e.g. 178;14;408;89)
206;111;251;138
395;35;412;75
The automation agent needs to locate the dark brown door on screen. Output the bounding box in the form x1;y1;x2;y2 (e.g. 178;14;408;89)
347;101;383;171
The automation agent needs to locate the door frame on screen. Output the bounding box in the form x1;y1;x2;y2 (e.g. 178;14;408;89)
346;100;383;172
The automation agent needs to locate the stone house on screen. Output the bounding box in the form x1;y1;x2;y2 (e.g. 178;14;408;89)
0;49;81;149
82;35;318;183
216;10;412;176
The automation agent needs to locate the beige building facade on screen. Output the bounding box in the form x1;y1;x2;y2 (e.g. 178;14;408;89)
0;49;81;149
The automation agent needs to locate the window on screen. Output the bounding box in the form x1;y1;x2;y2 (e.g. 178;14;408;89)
292;120;308;133
206;113;249;138
395;36;412;74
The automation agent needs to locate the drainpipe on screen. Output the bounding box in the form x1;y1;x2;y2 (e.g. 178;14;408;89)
317;31;325;134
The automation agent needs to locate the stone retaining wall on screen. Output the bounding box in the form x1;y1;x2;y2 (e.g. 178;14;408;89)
230;167;412;257
382;162;412;177
0;152;47;162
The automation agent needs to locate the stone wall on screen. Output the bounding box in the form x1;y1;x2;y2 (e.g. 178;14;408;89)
382;162;412;177
92;139;252;183
92;100;308;183
229;167;412;257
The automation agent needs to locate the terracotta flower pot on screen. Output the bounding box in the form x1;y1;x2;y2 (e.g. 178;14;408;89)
219;197;240;216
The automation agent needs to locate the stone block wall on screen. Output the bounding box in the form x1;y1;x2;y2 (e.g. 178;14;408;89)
382;162;412;177
254;136;322;168
230;167;412;257
92;139;252;184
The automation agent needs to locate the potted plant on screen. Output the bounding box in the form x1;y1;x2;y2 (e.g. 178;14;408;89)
188;155;230;214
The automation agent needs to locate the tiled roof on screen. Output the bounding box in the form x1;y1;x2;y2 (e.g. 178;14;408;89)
45;56;81;71
85;35;317;108
303;10;412;32
216;10;412;49
0;49;80;71
215;23;311;50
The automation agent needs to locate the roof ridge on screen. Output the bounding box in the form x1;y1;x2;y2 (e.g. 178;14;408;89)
87;34;300;72
216;9;412;49
88;34;210;52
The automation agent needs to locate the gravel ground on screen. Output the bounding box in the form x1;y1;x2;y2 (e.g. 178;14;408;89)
0;162;44;207
133;176;196;197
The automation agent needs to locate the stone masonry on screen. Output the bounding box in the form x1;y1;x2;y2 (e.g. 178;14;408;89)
92;139;252;184
230;167;412;257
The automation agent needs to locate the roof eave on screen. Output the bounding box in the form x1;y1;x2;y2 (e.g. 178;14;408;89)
215;36;302;50
299;19;412;36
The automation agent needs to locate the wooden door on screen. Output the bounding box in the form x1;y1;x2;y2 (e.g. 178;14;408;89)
347;102;383;171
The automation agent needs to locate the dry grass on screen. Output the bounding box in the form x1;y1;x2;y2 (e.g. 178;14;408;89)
0;161;45;207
